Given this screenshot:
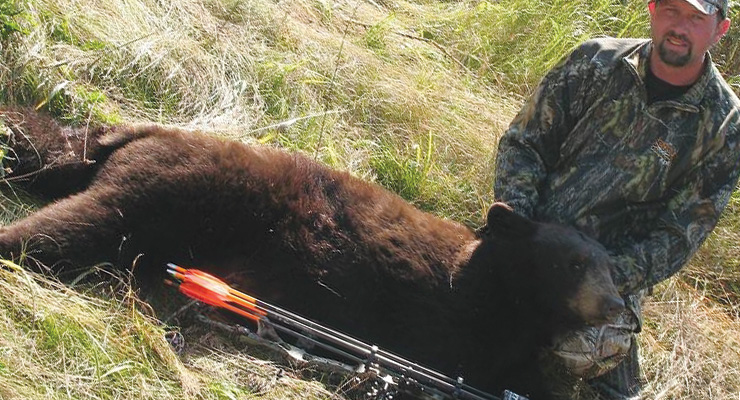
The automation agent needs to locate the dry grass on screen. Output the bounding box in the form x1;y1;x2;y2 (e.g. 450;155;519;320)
637;195;740;399
0;260;192;399
0;260;348;399
641;278;740;399
1;0;739;399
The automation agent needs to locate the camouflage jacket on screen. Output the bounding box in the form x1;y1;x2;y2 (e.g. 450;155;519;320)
494;38;740;300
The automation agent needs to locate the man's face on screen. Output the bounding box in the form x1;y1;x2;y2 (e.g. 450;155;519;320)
649;0;730;69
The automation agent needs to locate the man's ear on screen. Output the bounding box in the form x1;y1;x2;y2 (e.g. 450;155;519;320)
484;202;537;239
714;18;731;45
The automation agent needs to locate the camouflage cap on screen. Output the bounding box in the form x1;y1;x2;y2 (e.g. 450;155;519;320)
682;0;729;17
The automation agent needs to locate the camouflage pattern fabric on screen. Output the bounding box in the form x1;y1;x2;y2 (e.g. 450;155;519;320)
550;294;641;379
551;309;636;378
495;37;740;307
494;38;740;381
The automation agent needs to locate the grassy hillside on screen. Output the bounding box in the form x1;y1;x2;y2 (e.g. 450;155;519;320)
1;0;739;399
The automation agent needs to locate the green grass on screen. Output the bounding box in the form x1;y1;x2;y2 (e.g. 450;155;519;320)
1;0;739;398
0;261;343;399
0;0;27;40
402;0;651;92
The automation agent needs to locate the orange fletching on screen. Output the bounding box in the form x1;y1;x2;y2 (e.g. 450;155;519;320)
178;269;230;308
169;266;267;321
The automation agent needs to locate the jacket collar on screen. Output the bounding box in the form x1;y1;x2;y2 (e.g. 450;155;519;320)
623;40;718;110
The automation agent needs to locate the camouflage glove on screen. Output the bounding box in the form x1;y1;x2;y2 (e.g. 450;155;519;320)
550;309;638;379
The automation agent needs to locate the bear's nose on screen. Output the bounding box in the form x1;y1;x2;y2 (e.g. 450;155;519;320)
602;294;626;319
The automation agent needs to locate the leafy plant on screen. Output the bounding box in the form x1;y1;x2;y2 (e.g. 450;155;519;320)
0;0;27;40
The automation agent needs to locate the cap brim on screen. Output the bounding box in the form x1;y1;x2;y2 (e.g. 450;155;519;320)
683;0;719;15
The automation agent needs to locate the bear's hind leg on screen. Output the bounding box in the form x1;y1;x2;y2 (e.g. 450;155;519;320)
0;187;127;275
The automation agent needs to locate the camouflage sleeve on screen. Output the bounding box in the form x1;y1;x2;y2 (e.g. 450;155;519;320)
493;46;595;218
610;123;740;294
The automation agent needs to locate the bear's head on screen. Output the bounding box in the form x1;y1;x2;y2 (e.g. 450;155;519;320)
470;202;625;330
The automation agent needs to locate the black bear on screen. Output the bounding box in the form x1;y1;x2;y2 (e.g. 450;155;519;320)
0;107;624;399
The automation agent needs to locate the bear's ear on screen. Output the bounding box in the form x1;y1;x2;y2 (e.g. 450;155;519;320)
484;202;537;239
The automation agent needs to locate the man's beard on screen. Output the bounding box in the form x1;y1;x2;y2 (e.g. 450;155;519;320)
657;32;692;67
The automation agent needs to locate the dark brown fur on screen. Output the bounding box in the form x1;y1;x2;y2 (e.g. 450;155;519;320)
0;107;624;399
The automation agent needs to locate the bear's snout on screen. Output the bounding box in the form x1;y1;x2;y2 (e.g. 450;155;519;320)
600;294;626;321
566;262;625;325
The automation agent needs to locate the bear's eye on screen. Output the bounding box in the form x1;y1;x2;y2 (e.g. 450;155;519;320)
570;263;582;271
